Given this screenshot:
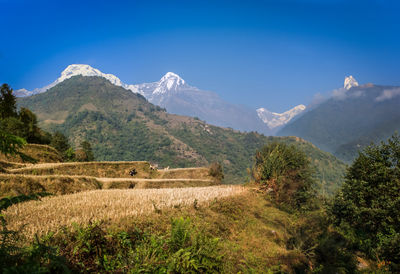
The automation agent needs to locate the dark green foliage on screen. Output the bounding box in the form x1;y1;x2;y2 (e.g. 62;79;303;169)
76;140;95;162
208;162;224;182
0;214;69;273
50;131;72;161
252;142;316;210
0;128;26;157
18;107;49;144
41;218;222;273
0;214;221;273
0;84;50;145
331;134;400;271
0;84;17;119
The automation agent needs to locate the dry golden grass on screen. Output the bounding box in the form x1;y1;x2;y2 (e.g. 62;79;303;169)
99;178;217;189
0;174;218;198
0;160;26;170
4;186;246;240
0;174;102;198
157;167;212;180
8;161;156;178
0;144;62;163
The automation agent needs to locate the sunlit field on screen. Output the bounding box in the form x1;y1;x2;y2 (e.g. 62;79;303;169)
4;185;246;240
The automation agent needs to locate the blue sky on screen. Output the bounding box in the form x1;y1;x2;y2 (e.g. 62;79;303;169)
1;0;399;112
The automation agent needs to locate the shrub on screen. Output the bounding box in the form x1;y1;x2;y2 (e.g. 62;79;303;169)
209;162;224;182
252;142;316;210
331;134;400;271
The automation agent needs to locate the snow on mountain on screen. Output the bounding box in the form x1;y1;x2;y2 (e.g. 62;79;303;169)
14;88;34;97
16;64;142;97
344;75;359;90
130;72;200;105
256;105;306;129
153;72;186;94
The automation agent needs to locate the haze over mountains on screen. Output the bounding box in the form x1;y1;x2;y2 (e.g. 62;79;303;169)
15;64;305;134
15;64;400;164
278;76;400;162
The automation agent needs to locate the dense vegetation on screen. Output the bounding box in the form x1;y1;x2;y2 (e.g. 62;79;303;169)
331;134;400;272
278;84;400;163
1;121;400;272
251;142;316;210
19;76;346;192
0;83;94;162
0;84;50;145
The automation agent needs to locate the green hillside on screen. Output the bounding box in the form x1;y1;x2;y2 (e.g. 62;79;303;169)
18;76;346;192
278;84;400;162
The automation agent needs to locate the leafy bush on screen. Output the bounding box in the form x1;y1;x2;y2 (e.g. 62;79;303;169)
208;162;224;182
0;128;26;157
251;142;316;210
331;134;400;271
45;217;222;273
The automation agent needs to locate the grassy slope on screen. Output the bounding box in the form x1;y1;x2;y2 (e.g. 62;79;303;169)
18;76;346;193
3;188;307;272
0;144;62;164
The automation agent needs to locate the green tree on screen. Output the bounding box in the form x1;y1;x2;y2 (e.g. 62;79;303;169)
208;162;224;182
0;128;26;156
80;140;94;161
252;142;316;210
18;107;43;143
331;133;400;271
0;84;17;119
50;132;71;160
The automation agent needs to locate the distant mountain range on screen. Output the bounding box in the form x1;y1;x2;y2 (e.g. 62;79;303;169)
17;75;346;192
18;64;399;164
15;64;305;134
278;76;400;162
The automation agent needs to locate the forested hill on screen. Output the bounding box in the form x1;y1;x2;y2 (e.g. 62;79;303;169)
18;76;346;193
278;84;400;162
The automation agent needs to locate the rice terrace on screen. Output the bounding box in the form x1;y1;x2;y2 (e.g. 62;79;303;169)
2;0;400;272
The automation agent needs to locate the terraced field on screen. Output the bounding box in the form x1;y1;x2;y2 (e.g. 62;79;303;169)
0;151;230;239
0;160;220;198
4;186;245;240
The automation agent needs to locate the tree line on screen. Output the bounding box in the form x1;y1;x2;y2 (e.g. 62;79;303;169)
252;136;400;272
0;84;94;161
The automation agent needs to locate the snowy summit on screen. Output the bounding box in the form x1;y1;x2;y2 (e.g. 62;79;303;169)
256;105;306;129
153;72;187;94
15;64;138;96
344;75;359;90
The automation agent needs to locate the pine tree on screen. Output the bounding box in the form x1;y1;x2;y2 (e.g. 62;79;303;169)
0;84;17;119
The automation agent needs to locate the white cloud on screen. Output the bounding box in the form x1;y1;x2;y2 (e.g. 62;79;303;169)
375;88;400;102
331;88;365;100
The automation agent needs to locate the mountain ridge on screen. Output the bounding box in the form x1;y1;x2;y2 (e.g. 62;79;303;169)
15;64;305;134
17;75;346;193
278;80;400;162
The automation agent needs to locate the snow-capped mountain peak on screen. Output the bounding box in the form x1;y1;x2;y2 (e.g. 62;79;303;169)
58;64;124;87
16;64;141;96
153;72;186;94
344;75;359;90
256;104;306;129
